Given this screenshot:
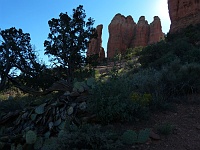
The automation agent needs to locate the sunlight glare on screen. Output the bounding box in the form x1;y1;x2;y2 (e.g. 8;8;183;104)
156;0;169;20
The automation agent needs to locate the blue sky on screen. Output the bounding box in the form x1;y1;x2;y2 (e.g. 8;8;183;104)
0;0;170;63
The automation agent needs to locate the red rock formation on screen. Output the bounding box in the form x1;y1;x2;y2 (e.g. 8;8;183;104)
149;16;165;44
87;24;105;59
107;14;136;58
107;15;164;58
132;16;150;47
87;38;98;56
168;0;200;33
99;47;105;60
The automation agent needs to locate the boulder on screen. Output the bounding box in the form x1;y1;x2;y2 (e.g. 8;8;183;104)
168;0;200;33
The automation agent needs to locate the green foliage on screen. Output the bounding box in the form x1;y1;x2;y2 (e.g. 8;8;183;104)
44;5;96;82
73;81;85;92
130;92;152;107
0;142;5;149
123;47;142;71
130;57;200;107
0;94;8;101
25;130;37;144
0;99;24;115
121;129;150;145
138;39;200;69
41;138;59;150
73;77;95;92
0;27;46;91
34;137;43;149
157;123;174;136
0;88;33;113
162;62;200;95
57;124;122;150
16;144;23;150
88;76;149;124
167;24;200;47
86;54;100;68
138;41;169;68
74;67;95;80
137;128;150;143
129;68;173;111
18;67;59;91
86;77;96;87
130;68;165;98
121;130;137;145
35;103;46;114
124;47;143;60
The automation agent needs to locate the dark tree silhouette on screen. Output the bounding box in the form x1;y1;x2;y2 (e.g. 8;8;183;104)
44;5;96;82
0;27;45;91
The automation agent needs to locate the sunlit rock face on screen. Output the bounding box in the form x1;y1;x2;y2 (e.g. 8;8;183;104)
132;16;150;47
149;16;165;44
107;14;136;58
87;24;105;60
107;14;164;58
168;0;200;33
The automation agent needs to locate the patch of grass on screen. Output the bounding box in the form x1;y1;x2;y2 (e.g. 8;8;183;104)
58;124;122;150
88;77;149;124
157;123;175;136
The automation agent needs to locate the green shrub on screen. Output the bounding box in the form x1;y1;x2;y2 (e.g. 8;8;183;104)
157;123;174;136
131;68;166;97
123;47;143;60
129;68;174;111
167;24;200;47
121;130;137;145
130;92;152;107
88;77;149;124
58;124;122;150
161;62;200;96
130;60;200;105
121;129;150;145
138;39;200;69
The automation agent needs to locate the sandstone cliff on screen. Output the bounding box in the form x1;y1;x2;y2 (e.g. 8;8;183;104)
107;14;164;58
107;14;136;58
149;16;165;44
168;0;200;33
87;24;105;59
133;16;150;47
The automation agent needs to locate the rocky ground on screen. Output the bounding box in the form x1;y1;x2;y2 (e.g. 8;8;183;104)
121;102;200;150
94;64;200;150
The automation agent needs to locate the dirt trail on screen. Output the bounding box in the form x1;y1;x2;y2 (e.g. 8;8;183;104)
133;103;200;150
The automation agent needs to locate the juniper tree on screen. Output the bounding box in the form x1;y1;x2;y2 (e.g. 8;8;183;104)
44;5;96;82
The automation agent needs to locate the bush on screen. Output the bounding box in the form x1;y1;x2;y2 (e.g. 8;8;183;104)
88;77;149;124
161;62;200;96
157;123;175;136
130;60;200;104
129;68;170;111
138;39;200;69
166;24;200;47
123;47;143;60
130;92;152;107
58;124;122;150
138;41;170;68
